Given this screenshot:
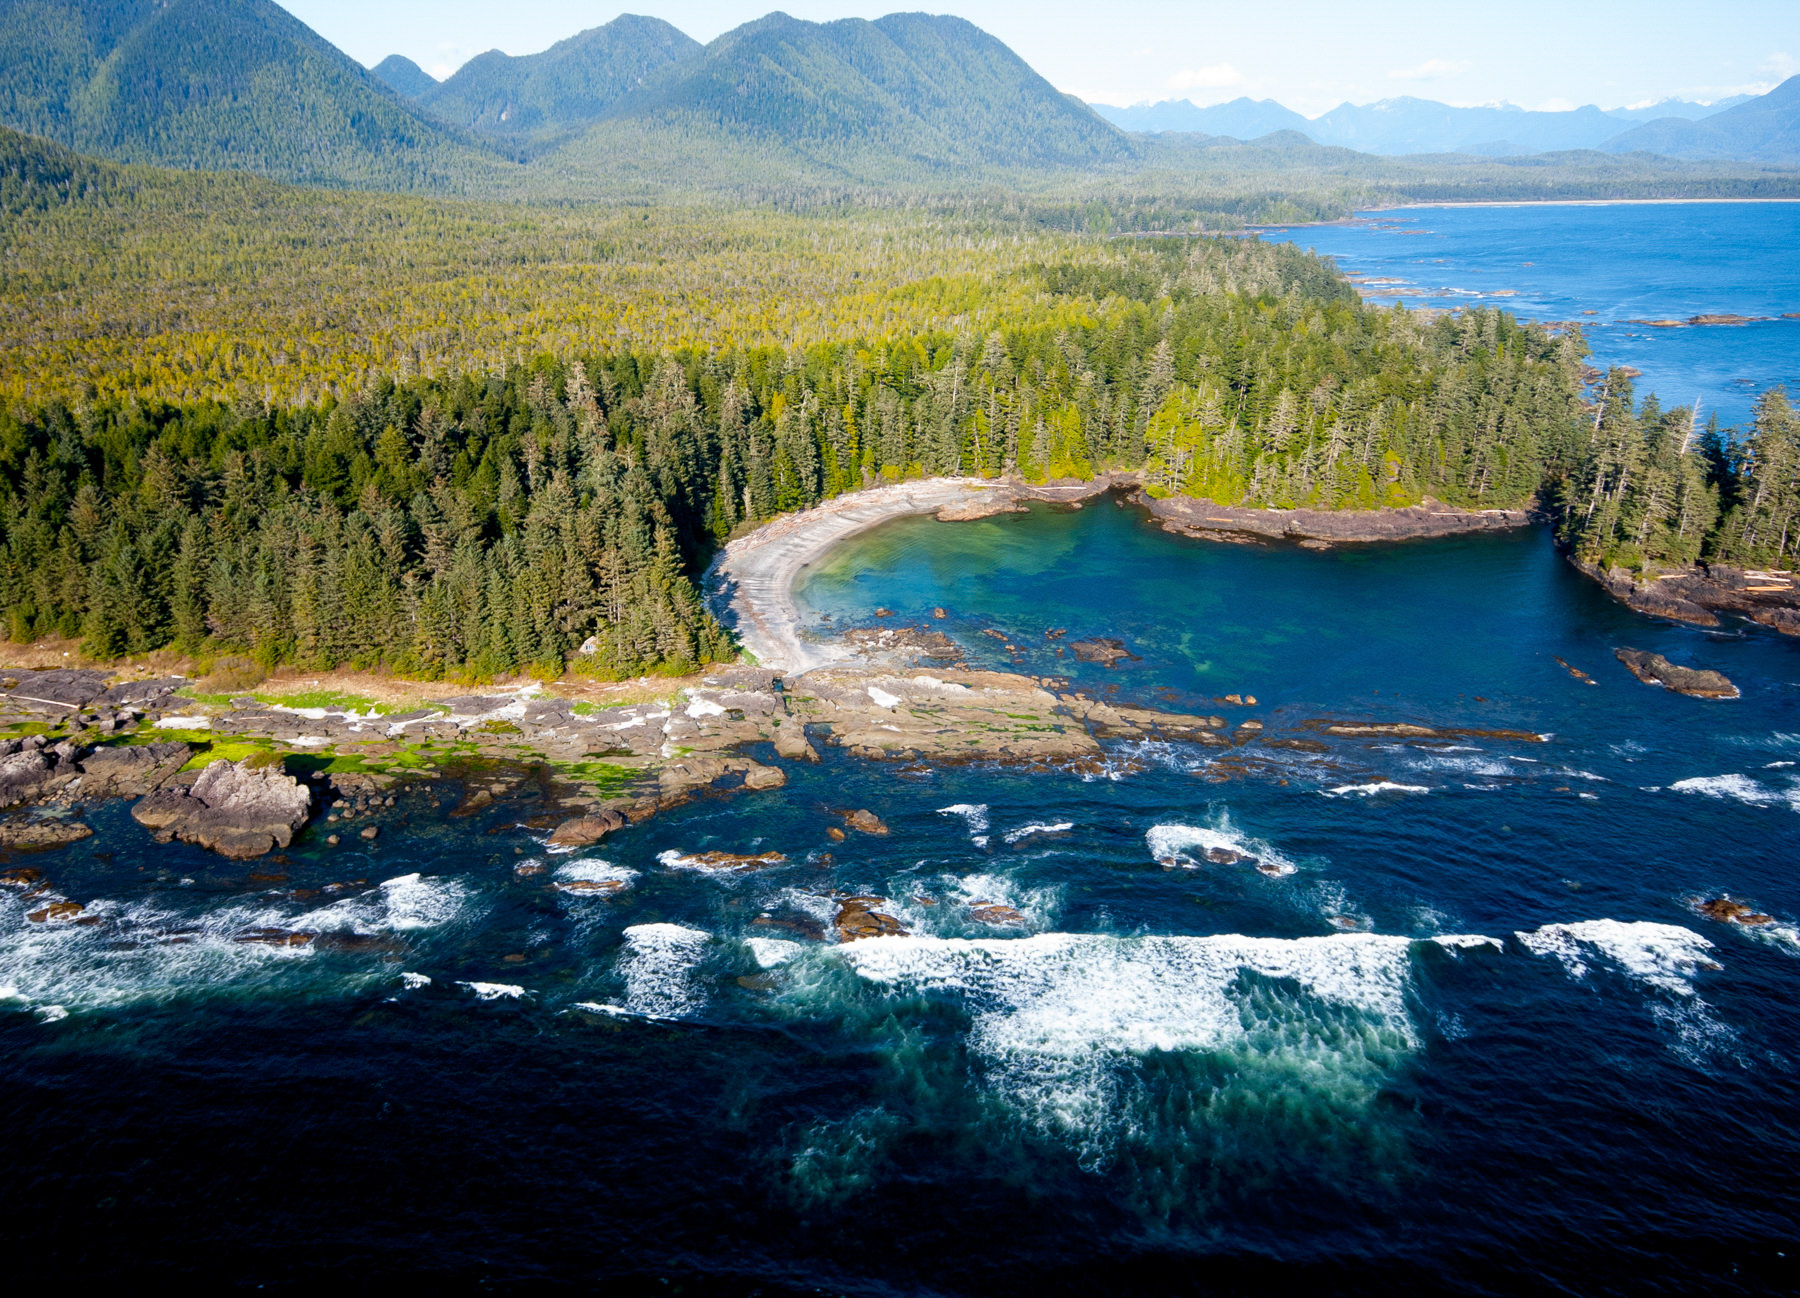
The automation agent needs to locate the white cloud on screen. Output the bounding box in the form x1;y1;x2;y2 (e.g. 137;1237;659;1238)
1761;52;1799;79
1388;58;1471;82
1167;63;1247;93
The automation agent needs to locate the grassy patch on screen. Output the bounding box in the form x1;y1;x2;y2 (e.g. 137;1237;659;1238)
255;689;396;714
548;760;642;796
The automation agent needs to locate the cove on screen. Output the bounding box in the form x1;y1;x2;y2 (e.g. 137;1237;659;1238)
5;499;1800;1293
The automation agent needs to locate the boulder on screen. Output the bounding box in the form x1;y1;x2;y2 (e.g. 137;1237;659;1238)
772;723;820;762
547;809;627;848
131;758;313;859
76;742;193;798
27;900;83;923
1615;648;1739;699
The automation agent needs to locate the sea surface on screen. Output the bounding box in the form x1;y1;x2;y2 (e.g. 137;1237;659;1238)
6;501;1798;1292
1272;201;1800;428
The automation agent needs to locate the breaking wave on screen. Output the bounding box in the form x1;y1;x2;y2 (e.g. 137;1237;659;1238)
1516;919;1718;997
1145;816;1297;877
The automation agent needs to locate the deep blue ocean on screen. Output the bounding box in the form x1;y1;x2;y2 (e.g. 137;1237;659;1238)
5;208;1800;1293
1273;201;1800;428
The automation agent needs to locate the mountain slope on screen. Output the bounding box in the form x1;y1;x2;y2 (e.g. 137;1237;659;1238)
418;14;698;146
1603;77;1800;162
589;11;1131;175
372;53;436;99
0;0;502;188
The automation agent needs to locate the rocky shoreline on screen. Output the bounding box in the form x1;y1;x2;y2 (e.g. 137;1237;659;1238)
1575;560;1800;637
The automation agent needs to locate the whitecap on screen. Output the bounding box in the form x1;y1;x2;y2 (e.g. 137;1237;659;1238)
615;923;711;1019
1003;821;1074;845
303;872;473;934
460;981;527;1001
1324;782;1430;798
1145;819;1296;876
938;803;990;847
835;931;1422;1160
747;937;805;969
1516;919;1718;997
552;859;638;896
1431;935;1504;953
1669;774;1781;806
400;971;432;989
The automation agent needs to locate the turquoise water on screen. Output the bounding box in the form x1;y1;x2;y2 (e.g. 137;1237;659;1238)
1274;202;1800;427
6;499;1798;1291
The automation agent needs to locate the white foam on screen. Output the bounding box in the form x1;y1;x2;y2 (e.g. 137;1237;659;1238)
37;1004;68;1022
1003;821;1073;845
1516;919;1718;997
1324;782;1430;798
834;931;1421;1158
400;971;431;989
1670;774;1781;806
303;872;473;934
747;937;805;968
461;981;527;1001
552;859;638;894
1431;935;1504;952
1145;819;1296;877
938;803;990;847
615;923;711;1019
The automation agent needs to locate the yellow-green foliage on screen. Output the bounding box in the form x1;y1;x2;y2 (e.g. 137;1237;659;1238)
1;174;1114;409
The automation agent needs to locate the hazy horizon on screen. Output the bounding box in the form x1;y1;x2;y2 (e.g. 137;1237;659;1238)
280;0;1800;116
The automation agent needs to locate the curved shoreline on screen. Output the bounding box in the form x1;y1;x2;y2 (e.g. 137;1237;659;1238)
706;477;1533;672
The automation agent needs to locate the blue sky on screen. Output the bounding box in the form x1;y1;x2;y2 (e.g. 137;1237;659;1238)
278;1;1800;116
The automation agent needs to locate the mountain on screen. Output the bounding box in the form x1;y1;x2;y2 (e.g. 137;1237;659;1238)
1096;92;1745;156
1607;95;1753;123
372;54;437;100
417;15;698;145
1602;77;1800;163
588;12;1130;173
0;0;501;188
1094;98;1309;139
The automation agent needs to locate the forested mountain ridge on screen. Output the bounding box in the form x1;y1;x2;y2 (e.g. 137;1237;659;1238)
0;0;506;189
371;54;437;100
569;11;1132;174
416;15;699;150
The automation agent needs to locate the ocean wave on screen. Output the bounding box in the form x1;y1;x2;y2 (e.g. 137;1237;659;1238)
1323;781;1431;798
1516;919;1718;997
302;872;474;934
615;923;711;1019
552;859;638;896
832;931;1423;1161
1145;818;1296;877
938;803;990;847
1003;821;1074;845
460;981;527;1001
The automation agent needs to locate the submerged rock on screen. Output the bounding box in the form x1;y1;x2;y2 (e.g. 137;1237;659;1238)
131;758;313;859
1069;637;1140;667
835;896;908;941
1615;648;1739;699
661;849;788;871
969;901;1027;926
1698;896;1773;926
838;808;889;836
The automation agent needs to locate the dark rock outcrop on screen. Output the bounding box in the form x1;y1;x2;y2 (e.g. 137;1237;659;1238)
131;758;313;859
1615;649;1740;699
835;896;907;941
1069;638;1139;667
76;742;192;798
547;809;628;848
0;819;92;849
1698;896;1773;926
0;739;84;808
